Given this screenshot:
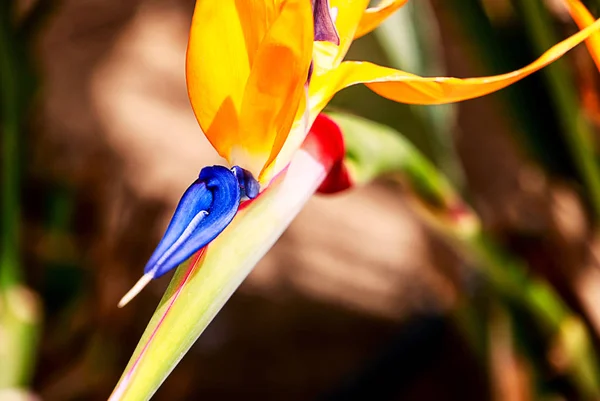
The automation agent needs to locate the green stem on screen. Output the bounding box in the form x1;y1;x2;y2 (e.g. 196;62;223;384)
517;0;600;219
405;192;600;397
336;112;600;398
0;2;21;290
465;232;600;398
0;286;40;389
0;1;41;392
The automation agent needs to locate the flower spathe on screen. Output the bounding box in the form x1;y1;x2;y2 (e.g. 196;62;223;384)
110;113;344;401
120;0;600;306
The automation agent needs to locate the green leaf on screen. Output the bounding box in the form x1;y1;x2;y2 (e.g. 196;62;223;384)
329;111;455;211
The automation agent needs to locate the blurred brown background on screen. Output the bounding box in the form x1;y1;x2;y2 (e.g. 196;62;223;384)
10;0;600;400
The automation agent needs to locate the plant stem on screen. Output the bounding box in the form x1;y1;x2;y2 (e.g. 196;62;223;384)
406;194;600;397
0;1;41;392
467;232;600;398
0;286;40;389
0;1;21;291
337;112;600;398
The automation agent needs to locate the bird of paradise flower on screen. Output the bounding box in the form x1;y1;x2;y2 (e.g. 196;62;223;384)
111;0;600;399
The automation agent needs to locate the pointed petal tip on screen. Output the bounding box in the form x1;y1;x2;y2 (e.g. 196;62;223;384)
118;274;154;308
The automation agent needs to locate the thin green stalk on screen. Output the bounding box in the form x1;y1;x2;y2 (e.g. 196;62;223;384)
517;0;600;219
0;1;41;392
410;173;600;399
336;112;600;399
0;1;21;290
464;233;599;398
0;287;40;390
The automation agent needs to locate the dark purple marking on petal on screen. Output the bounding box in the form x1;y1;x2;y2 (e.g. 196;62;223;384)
312;0;340;45
231;166;260;199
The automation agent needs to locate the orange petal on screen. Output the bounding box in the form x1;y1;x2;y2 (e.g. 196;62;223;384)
563;0;600;72
186;0;278;162
310;17;600;111
260;91;311;184
235;0;314;179
313;0;369;74
354;0;409;39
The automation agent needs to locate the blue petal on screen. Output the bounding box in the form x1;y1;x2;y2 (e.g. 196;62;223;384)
144;165;241;278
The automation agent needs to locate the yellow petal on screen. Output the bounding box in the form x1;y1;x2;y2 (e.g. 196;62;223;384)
186;0;278;162
354;0;409;39
313;0;369;74
310;17;600;111
236;0;314;179
563;0;600;72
